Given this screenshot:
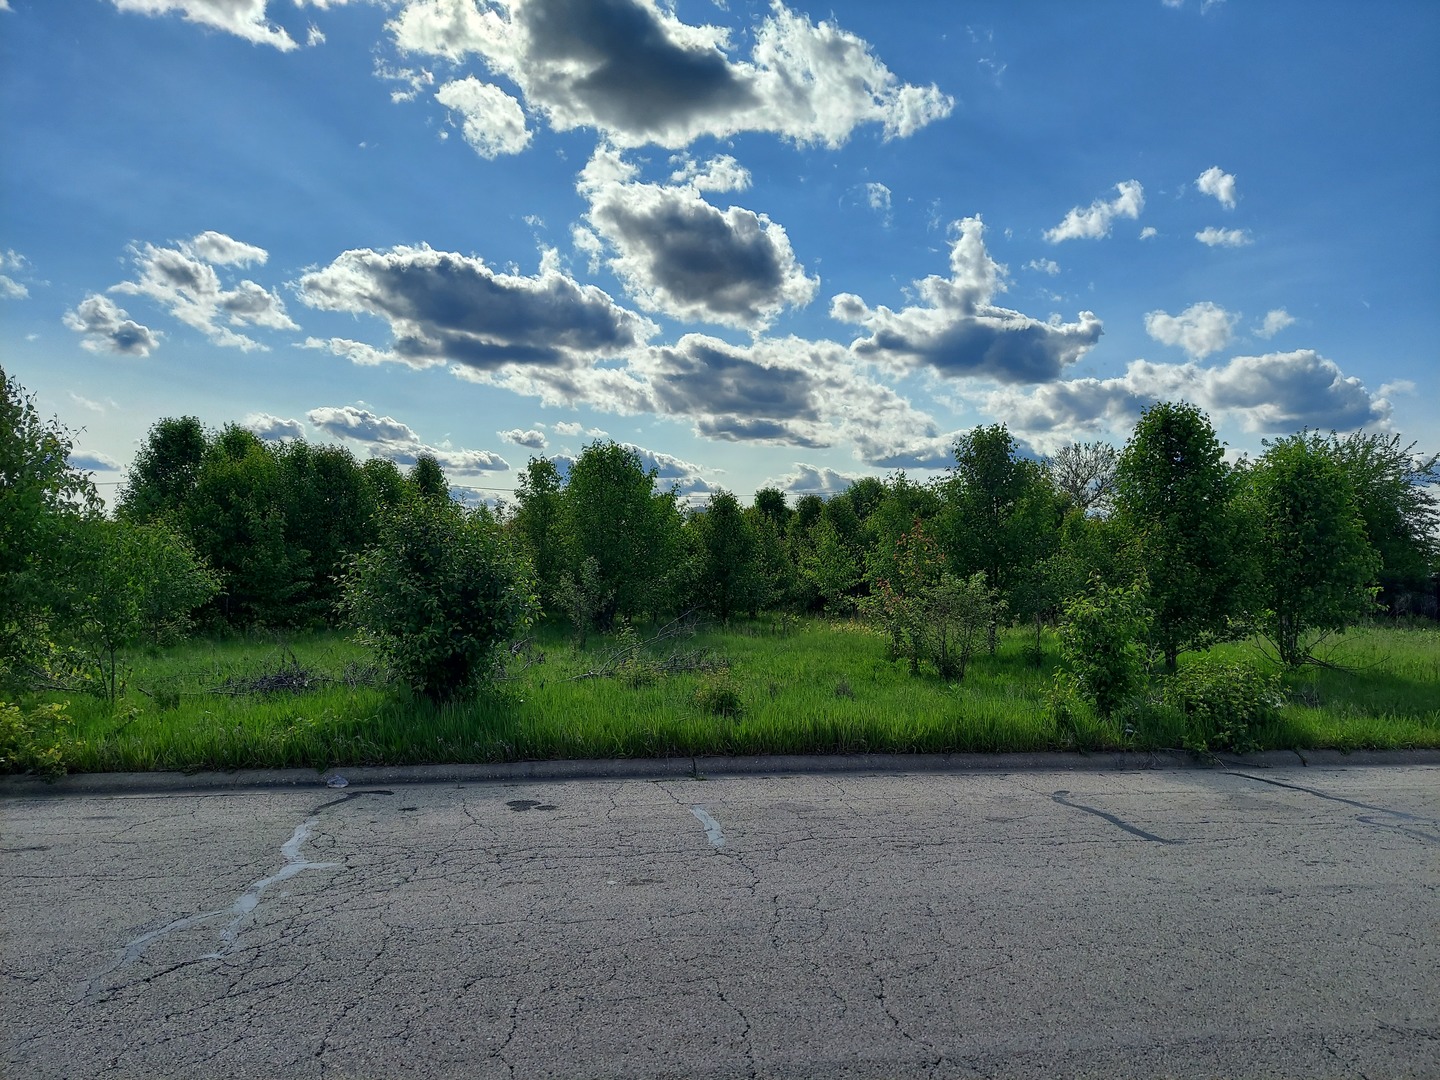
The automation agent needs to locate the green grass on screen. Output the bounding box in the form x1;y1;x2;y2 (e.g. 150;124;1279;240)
11;619;1440;774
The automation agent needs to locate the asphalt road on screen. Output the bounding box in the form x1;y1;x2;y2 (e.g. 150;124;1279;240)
3;764;1438;1079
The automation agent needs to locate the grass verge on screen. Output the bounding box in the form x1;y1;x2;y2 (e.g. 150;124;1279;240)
8;620;1439;774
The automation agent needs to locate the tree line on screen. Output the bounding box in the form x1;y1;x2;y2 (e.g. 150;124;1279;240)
3;361;1437;705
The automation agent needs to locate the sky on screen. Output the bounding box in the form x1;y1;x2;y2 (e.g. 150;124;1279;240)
2;0;1437;508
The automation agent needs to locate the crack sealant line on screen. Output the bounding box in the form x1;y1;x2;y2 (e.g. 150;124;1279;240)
690;806;726;850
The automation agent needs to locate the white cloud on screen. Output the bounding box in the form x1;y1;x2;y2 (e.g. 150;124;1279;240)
833;215;1103;384
1139;226;1158;240
1254;308;1295;339
306;23;325;46
388;0;952;149
245;413;307;441
0;276;26;300
577;146;818;329
1025;259;1060;275
307;404;509;473
988;349;1389;438
62;295;162;356
1196;226;1251;247
1044;180;1145;243
501;427;548;449
770;463;862;496
107;0;299;50
435;77;532;158
553;420;607;438
296;243;656;371
865;182;893;222
668;153;750;193
1143;301;1237;360
1195;166;1237;209
102;233;297;351
67;450;123;472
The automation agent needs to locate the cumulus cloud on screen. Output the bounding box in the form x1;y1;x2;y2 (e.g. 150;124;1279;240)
668;153;750;192
1144;301;1237;361
1139;226;1158;240
988;349;1389;438
771;463;862;496
435;76;532;157
1254;308;1295;339
0;276;26;300
245;413;307;441
67;450;123;472
1026;259;1060;275
1195;166;1237;209
307;404;509;473
63;295;162;356
107;0;299;50
1044;181;1144;243
501;427;548;449
102;233;297;351
296;243;656;370
577;147;817;329
832;215;1103;384
387;0;952;149
1196;226;1251;247
553;420;607;438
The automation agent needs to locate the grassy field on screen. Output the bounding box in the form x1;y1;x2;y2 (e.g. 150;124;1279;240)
13;618;1440;774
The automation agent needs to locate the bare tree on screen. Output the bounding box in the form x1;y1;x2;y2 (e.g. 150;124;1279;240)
1046;440;1118;514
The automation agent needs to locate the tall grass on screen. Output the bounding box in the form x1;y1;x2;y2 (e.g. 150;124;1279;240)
18;619;1440;773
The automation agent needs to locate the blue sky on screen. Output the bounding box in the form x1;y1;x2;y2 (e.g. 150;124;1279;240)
3;0;1437;506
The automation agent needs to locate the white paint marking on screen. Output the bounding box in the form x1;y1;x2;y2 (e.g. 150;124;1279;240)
690;805;726;850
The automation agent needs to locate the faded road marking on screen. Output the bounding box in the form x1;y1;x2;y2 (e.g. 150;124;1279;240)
690;806;726;850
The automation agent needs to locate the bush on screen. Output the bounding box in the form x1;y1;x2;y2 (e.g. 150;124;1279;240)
1057;579;1152;719
0;700;70;777
1163;657;1282;753
342;498;537;703
693;672;745;719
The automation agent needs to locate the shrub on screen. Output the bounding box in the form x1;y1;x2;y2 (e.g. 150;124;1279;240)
1163;657;1282;753
342;498;537;703
693;672;745;719
1057;579;1153;719
0;700;69;777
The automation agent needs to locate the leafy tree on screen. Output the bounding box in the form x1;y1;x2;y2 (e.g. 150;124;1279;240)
1243;434;1380;665
752;487;792;531
941;424;1062;651
801;517;861;615
342;497;536;702
511;457;567;611
1114;402;1243;670
116;415;208;525
561;442;683;625
65;519;219;701
409;453;449;501
277;440;379;622
1320;431;1438;603
361;457;410;510
691;489;761;622
0;365;100;687
1046;440;1119;515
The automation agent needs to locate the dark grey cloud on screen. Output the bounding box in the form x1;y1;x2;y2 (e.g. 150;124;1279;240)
307;403;510;474
389;0;952;148
579;149;816;329
62;294;161;356
501;428;548;449
833;216;1102;384
296;244;655;370
67;450;122;472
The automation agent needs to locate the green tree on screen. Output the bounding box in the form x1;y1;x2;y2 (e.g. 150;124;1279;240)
342;498;536;702
1058;579;1153;720
409;453;449;501
691;489;761;622
801;517;861;615
0;365;100;687
1243;434;1380;665
277;440;380;622
511;457;567;612
1046;440;1119;515
941;425;1062;651
561;442;683;625
752;487;792;531
1321;431;1438;604
115;415;209;525
1114;402;1243;670
66;519;220;702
